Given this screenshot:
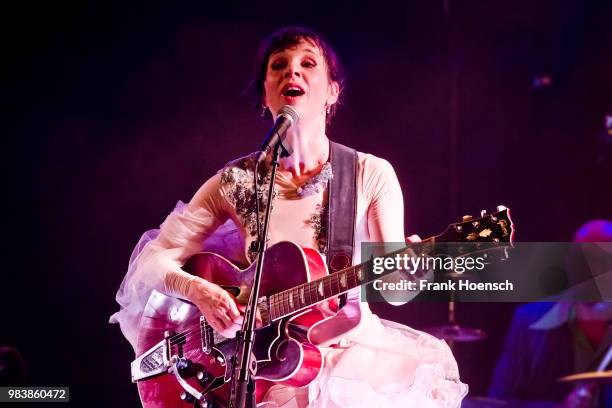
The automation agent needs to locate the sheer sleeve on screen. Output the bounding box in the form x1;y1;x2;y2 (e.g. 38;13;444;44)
109;173;232;351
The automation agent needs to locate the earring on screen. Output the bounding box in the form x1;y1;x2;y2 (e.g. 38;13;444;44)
325;104;331;115
260;105;268;117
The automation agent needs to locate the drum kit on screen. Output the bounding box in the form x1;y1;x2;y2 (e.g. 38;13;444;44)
433;293;612;407
422;247;612;407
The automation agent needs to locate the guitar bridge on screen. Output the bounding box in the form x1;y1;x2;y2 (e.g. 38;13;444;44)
200;315;214;354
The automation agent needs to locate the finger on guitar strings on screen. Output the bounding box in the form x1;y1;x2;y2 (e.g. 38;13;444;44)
211;311;233;330
237;303;263;328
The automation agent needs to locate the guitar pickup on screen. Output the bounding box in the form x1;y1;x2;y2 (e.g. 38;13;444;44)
200;315;213;354
131;339;170;382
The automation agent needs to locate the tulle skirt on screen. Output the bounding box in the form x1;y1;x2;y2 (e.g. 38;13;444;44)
259;314;468;408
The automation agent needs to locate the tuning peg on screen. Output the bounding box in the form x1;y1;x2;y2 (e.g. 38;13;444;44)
180;391;195;403
496;205;507;211
176;358;191;370
196;370;210;385
480;210;487;217
462;215;473;221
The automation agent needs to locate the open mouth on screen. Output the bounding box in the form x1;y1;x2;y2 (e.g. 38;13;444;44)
282;86;305;97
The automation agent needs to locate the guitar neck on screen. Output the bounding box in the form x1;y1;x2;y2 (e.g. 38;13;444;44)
267;237;436;321
266;207;513;321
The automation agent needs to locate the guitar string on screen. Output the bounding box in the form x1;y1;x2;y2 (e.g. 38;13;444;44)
167;243;428;346
269;240;435;315
167;257;389;346
167;257;463;347
267;243;422;319
167;274;361;352
267;234;505;317
166;262;360;345
173;261;361;344
269;264;361;319
167;273;354;347
164;219;506;345
166;232;505;345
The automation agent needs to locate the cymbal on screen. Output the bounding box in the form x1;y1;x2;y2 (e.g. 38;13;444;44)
425;324;487;342
559;370;612;383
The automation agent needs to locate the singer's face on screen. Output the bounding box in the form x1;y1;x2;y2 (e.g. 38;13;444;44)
264;40;339;122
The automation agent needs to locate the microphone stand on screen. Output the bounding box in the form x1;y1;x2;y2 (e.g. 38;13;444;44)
229;140;286;408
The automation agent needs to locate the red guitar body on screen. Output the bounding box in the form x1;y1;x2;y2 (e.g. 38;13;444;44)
135;242;337;408
132;207;514;407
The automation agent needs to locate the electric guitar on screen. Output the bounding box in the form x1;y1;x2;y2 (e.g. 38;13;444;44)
130;206;514;407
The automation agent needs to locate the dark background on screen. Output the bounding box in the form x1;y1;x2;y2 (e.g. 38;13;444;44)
3;0;611;406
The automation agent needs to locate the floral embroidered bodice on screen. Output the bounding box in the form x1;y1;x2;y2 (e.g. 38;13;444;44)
219;155;333;261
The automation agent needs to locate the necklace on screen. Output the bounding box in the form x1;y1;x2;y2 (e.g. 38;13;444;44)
295;162;333;197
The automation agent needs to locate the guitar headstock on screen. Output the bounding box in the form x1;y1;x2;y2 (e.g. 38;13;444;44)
437;205;515;244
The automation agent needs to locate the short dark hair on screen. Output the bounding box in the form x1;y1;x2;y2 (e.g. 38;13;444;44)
250;27;346;123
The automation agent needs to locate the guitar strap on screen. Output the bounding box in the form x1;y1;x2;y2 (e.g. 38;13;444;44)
327;141;358;308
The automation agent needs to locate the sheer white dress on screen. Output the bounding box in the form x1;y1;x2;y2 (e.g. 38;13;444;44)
110;152;468;407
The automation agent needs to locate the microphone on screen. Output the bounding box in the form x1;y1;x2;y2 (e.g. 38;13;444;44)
255;105;299;163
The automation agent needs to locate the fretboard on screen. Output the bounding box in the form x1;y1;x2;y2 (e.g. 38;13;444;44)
265;206;513;321
267;239;434;320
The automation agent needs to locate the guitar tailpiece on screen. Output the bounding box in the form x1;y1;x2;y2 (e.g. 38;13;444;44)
170;356;207;405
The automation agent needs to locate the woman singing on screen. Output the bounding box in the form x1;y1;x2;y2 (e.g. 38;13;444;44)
111;26;467;407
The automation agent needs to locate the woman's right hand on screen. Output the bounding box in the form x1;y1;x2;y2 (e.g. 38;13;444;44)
186;278;242;335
